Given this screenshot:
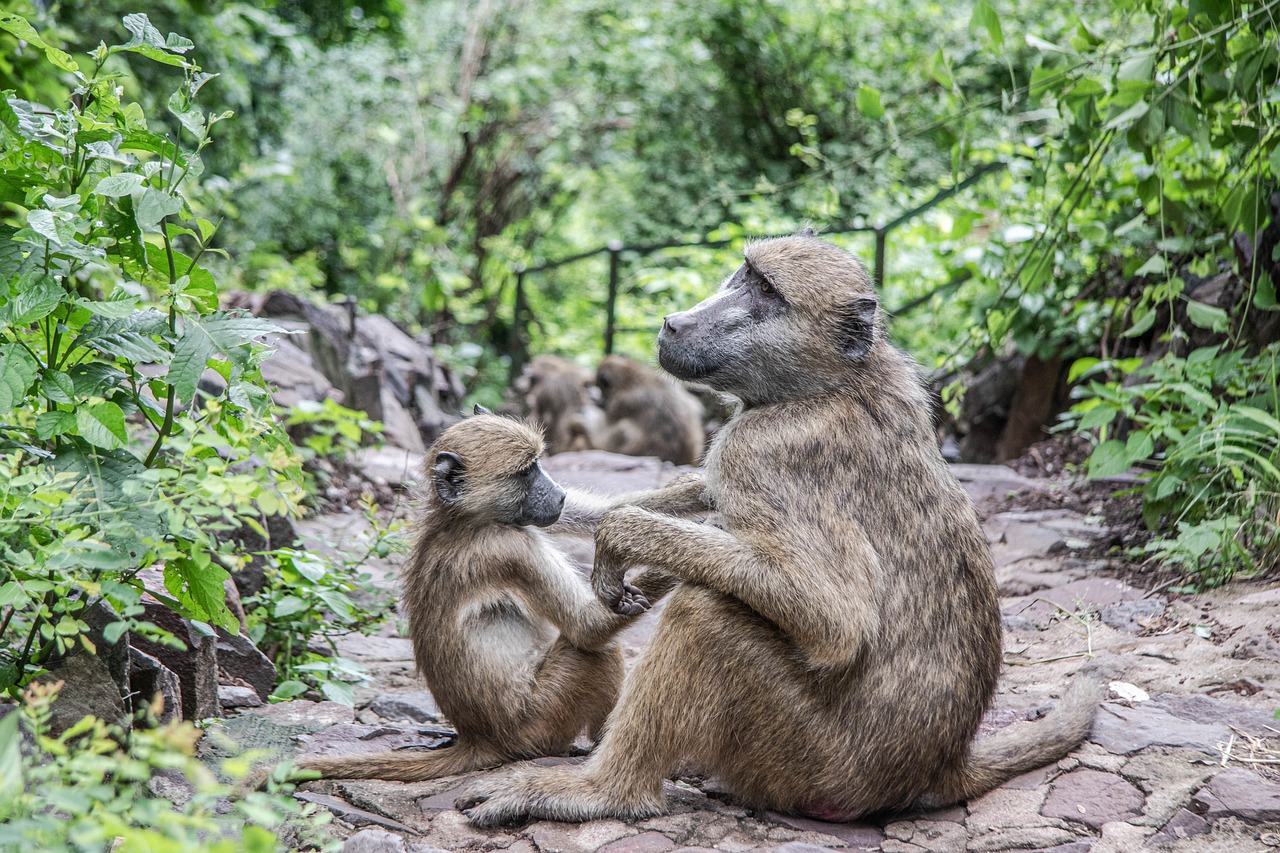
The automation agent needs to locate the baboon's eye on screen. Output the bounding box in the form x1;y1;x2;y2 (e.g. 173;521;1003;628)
759;277;774;295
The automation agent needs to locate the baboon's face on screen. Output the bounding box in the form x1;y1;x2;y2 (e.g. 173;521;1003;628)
430;416;567;527
657;235;880;406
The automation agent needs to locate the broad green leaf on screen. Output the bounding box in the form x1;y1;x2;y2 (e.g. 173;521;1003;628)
1123;309;1157;338
165;32;194;53
76;401;128;450
272;680;309;699
68;363;127;398
1124;429;1154;464
9;273;62;324
1087;439;1131;479
186;265;218;312
1103;100;1149;131
856;85;885;120
1270;143;1280;178
0;709;20;817
0;13;78;73
168;325;218;402
27;208;72;245
1067;357;1100;384
35;409;74;439
122;12;165;47
274;595;308;617
0;344;38;414
78;293;141;318
969;0;1004;48
165;555;236;631
134;187;183;231
93;173;147;198
1078;404;1119;431
321;680;356;706
1254;273;1277;310
1134;254;1168;277
41;369;75;404
168;314;281;401
1186;300;1229;332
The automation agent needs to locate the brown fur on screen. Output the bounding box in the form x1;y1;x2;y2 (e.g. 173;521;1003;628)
456;234;1103;826
593;355;705;465
512;355;602;455
267;416;698;784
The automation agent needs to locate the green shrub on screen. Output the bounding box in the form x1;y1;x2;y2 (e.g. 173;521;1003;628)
0;13;305;692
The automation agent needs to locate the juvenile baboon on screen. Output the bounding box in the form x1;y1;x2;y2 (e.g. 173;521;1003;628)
592;354;705;465
512;355;604;455
268;414;701;784
456;233;1103;825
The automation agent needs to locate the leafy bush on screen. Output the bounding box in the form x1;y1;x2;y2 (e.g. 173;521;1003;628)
1067;344;1280;586
0;14;305;692
0;681;336;852
246;495;402;705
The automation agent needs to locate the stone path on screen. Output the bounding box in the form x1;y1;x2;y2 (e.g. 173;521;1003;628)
213;454;1280;852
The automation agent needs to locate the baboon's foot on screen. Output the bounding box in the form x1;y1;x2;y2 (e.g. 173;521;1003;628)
455;765;664;827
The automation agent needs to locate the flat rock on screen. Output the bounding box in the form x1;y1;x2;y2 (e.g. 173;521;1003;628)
1041;769;1145;830
369;690;441;723
215;627;278;700
1232;632;1280;661
543;450;686;494
38;650;128;733
245;699;355;729
529;819;635;853
1091;702;1228;757
1005;578;1145;625
1151;693;1280;737
351;447;426;489
1145;809;1211;846
295;791;418;834
295;723;451;759
1099;598;1167;633
1191;768;1280;823
597;831;676;853
762;812;885;847
1236;586;1280;606
333;634;416;662
341;828;448;853
949;464;1046;502
217;684;263;708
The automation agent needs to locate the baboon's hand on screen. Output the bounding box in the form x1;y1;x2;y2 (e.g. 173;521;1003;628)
612;580;651;616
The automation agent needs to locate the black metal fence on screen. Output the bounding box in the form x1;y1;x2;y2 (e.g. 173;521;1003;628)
506;159;1009;380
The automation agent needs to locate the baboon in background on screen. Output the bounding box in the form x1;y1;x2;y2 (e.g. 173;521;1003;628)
269;414;704;784
456;233;1102;826
593;354;705;466
511;355;603;454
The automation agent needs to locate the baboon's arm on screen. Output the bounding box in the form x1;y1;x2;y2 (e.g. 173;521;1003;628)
592;507;878;668
513;547;675;652
552;474;710;536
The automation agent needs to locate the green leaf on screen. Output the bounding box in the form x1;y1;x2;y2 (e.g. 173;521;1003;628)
321;680;356;706
1067;357;1100;384
133;187;183;232
1270;143;1280;179
274;595;308;617
93;173;147;198
186;265;218;312
0;708;21;818
1124;429;1154;464
1186;300;1229;332
1078;404;1119;431
1255;272;1277;310
166;555;236;631
272;680;309;700
0;13;78;73
35;409;74;439
1088;439;1131;479
75;401;128;450
1123;308;1157;338
969;0;1004;49
9;273;62;324
122;12;165;47
1134;254;1168;277
26;209;72;246
0;344;38;414
41;369;75;404
856;85;885;120
1103;100;1150;131
78;293;141;318
168;314;281;401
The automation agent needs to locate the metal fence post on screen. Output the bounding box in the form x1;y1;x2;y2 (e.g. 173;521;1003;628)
873;226;887;288
603;240;622;355
508;265;528;384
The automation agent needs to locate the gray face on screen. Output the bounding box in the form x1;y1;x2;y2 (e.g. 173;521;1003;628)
515;460;566;527
657;261;785;391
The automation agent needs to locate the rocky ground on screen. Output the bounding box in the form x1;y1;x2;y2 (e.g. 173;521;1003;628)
209;452;1280;853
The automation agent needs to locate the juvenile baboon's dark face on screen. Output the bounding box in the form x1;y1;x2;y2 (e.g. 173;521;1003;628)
430;415;567;527
657;235;880;406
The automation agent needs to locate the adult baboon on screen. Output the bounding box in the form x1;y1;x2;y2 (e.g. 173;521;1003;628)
512;355;603;454
456;233;1102;825
593;354;705;465
265;414;700;784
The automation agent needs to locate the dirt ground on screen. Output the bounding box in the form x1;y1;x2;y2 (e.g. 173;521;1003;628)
212;451;1280;853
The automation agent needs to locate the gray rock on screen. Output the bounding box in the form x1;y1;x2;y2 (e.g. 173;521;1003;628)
1191;767;1280;823
1099;598;1166;633
378;384;427;452
261;335;340;409
38;649;128;733
529;819;635;853
543;450;687;495
1091;702;1228;757
294;791;418;834
130;589;220;720
1004;578;1144;626
369;690;441;723
129;646;182;721
947;464;1045;502
350;447;426;489
295;722;451;761
1151;694;1280;737
245;699;355;729
342;829;408;853
217;684;263;709
332;634;415;662
597;832;677;853
1145;808;1210;846
1232;632;1280;661
1040;768;1145;830
215;627;277;701
762;812;885;847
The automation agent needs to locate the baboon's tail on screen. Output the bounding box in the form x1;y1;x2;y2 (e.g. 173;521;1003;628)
928;676;1105;806
252;741;497;789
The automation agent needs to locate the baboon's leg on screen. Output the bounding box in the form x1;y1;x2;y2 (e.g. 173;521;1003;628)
457;586;828;826
506;638;623;756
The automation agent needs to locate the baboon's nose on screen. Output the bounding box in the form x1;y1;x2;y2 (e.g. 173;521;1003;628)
663;313;692;335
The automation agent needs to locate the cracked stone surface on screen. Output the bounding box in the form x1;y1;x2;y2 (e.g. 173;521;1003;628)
205;456;1280;852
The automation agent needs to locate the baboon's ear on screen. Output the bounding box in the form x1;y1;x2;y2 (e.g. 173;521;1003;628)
473;404;493;416
432;451;466;504
836;296;880;361
796;226;816;238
